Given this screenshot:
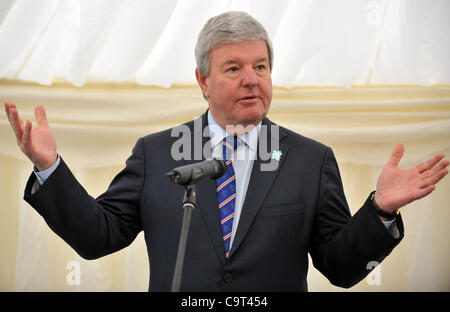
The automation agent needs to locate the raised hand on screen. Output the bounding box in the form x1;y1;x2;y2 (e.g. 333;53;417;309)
4;102;57;171
374;143;449;213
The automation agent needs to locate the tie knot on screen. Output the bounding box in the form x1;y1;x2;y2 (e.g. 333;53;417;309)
222;136;238;160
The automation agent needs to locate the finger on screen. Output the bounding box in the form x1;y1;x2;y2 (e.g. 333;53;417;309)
416;153;446;173
4;102;11;123
35;105;49;128
388;143;404;168
7;101;17;115
421;168;449;189
415;185;435;200
5;102;18;125
21;120;32;152
425;159;450;178
9;105;25;140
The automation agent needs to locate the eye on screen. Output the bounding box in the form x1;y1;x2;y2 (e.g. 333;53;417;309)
226;66;238;72
255;64;266;71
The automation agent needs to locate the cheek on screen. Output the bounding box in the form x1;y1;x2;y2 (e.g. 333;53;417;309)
262;81;273;105
212;82;234;104
265;87;272;102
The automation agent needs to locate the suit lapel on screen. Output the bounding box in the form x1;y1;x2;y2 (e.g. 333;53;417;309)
228;119;289;258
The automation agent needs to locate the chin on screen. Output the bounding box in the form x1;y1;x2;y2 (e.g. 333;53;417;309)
237;110;266;126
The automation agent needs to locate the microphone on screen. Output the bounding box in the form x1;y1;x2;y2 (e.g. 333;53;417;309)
166;159;227;185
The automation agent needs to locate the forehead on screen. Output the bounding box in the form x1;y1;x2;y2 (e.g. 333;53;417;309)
209;39;269;65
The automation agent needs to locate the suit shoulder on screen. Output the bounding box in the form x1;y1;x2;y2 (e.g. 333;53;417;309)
140;119;195;145
279;125;329;153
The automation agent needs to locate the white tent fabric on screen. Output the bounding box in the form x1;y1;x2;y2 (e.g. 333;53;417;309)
0;0;449;87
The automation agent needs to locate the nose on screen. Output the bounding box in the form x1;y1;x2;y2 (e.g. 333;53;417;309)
241;66;258;88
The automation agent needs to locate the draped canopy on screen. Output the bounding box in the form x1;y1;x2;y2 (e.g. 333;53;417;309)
0;0;448;87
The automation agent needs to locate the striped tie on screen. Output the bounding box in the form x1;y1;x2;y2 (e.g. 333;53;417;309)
216;136;237;258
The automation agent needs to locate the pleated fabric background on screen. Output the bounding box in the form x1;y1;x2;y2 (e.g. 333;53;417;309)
0;0;449;291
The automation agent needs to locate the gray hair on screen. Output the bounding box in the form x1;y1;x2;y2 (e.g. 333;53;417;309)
195;11;273;77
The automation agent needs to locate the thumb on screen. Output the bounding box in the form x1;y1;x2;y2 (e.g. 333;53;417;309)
388;143;404;168
35;105;49;128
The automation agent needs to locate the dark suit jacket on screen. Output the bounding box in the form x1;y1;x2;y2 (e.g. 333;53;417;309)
24;111;403;291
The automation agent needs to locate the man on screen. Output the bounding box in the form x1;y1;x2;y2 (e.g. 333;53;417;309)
4;12;449;291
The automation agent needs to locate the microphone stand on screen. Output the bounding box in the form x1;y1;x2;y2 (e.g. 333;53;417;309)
167;160;225;292
170;183;197;292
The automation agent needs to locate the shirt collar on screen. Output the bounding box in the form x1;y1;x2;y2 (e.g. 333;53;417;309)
207;110;260;151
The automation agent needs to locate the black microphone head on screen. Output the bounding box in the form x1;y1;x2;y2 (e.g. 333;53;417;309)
166;159;228;185
212;159;227;179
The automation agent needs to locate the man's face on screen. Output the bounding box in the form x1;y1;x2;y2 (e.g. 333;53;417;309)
196;39;272;130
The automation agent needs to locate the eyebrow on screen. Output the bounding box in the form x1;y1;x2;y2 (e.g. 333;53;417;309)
221;57;269;66
254;57;269;64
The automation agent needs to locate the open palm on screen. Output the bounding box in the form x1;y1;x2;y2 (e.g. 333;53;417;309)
5;102;57;171
375;144;449;212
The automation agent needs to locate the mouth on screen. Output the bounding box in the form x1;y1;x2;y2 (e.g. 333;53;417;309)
238;95;259;102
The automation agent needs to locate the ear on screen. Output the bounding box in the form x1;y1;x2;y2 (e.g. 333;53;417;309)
195;68;209;100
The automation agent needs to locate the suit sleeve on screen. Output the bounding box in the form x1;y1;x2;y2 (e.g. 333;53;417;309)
23;138;145;260
309;147;404;288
